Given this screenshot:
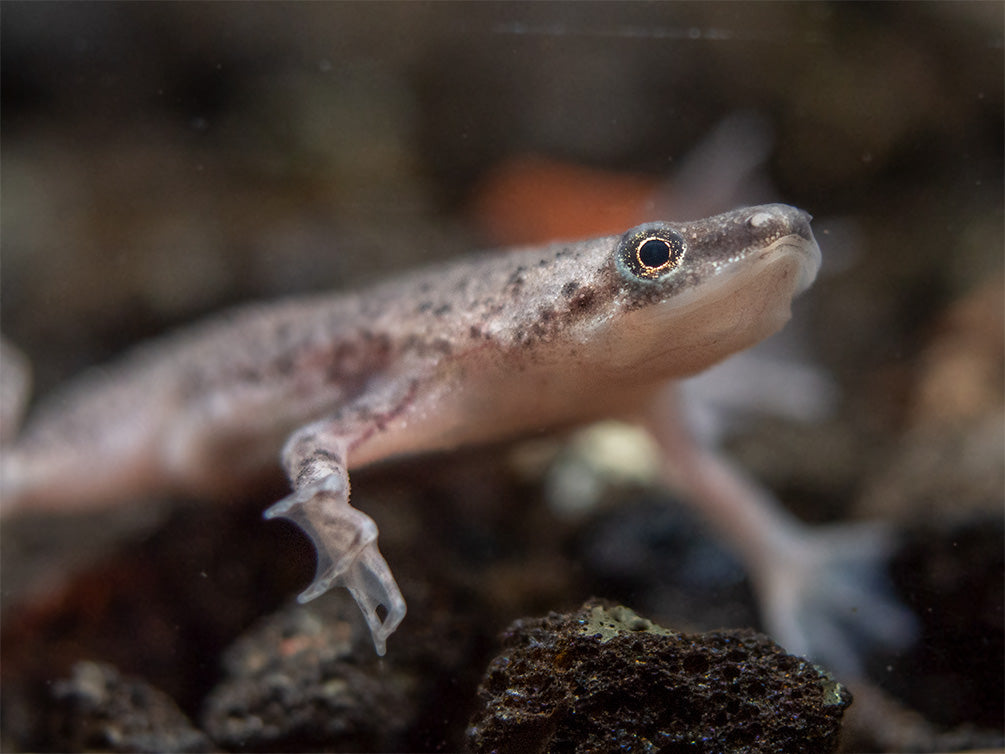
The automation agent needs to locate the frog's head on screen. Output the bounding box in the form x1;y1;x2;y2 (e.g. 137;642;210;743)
598;203;821;377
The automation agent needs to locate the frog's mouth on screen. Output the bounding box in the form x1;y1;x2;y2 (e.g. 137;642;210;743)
700;230;822;327
656;228;821;320
761;231;822;295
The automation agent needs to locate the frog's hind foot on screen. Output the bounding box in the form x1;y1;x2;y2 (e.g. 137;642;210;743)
760;521;918;678
264;475;406;656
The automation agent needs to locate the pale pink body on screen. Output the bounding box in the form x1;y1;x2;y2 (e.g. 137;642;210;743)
1;204;914;671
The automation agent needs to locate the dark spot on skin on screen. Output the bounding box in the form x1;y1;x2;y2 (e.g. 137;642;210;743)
434;304;452;316
324;332;393;384
236;367;262;384
504;279;612;352
470;325;492;341
372;333;392;355
538;259;550;268
417;301;433;313
274;354;295;376
346;402;377;423
513;315;554;347
507;266;526;290
399;333;452;358
570;286;597;312
326;342;358;380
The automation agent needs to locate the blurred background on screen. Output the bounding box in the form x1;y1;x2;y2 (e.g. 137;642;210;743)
2;3;1002;752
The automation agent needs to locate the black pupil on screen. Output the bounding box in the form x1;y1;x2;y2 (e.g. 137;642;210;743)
639;238;671;268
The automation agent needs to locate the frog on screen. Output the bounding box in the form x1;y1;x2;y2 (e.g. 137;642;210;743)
1;203;914;669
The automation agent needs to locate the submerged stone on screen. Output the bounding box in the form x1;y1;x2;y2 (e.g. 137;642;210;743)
467;600;851;754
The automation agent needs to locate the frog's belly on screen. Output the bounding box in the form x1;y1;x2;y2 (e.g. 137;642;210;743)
348;350;657;469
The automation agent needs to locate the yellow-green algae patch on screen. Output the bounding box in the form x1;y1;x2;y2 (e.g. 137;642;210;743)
579;604;679;643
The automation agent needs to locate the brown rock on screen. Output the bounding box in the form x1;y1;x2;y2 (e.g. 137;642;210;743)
467;600;851;754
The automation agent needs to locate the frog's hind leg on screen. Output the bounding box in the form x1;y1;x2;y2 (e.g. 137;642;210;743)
266;414;407;656
643;385;917;678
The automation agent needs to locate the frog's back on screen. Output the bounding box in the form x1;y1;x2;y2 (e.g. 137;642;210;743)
2;292;385;513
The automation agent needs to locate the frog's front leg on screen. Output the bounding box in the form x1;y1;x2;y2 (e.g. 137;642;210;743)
264;419;406;656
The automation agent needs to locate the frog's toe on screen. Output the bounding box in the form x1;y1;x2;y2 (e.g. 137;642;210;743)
340;544;407;656
264;476;405;654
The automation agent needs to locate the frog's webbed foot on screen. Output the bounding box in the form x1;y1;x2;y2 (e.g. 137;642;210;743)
264;474;406;656
758;522;918;677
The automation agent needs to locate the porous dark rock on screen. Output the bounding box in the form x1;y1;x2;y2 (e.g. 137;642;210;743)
48;661;212;754
466;600;851;754
201;600;419;752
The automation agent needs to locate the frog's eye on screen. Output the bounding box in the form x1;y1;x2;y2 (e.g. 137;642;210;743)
617;226;687;281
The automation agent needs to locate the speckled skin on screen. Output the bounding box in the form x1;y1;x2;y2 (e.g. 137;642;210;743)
2;204;820;655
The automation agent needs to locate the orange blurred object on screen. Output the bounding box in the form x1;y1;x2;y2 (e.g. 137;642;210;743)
471;155;662;246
